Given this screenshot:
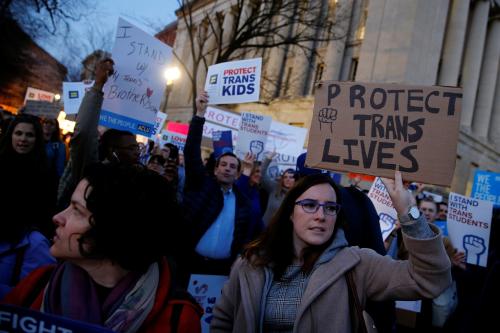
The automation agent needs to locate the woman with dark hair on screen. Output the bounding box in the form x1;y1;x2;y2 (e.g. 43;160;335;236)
42;118;66;179
0;114;56;298
4;163;202;332
211;172;452;332
0;114;56;235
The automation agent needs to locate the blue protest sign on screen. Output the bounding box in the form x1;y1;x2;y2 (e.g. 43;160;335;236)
471;170;500;206
212;130;233;158
0;304;114;333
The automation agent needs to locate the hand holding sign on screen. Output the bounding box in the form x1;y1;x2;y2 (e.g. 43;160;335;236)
380;171;412;217
94;58;115;91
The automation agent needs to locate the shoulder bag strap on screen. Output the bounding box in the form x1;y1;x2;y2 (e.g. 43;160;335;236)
10;245;29;285
346;269;368;333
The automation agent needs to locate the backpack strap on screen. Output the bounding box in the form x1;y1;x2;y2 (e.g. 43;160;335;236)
346;269;368;333
170;303;184;333
10;244;28;286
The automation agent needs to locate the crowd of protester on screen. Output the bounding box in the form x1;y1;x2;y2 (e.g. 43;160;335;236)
0;58;497;333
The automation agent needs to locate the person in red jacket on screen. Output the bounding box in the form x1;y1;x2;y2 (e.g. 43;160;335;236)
3;162;202;333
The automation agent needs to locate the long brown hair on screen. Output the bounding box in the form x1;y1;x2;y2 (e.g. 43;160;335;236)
244;173;345;279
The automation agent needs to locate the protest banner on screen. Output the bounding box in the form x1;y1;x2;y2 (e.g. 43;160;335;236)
22;100;61;119
159;130;187;151
447;192;493;267
367;177;398;240
305;82;462;186
100;18;173;136
265;120;307;159
62;81;94;115
204;58;262;105
0;304;114;333
234;112;272;161
166;121;189;135
471;170;500;206
187;274;228;333
24;87;55;104
212;130;233;158
152;111;168;136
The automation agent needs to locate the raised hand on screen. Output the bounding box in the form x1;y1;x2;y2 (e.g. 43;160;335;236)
196;91;209;117
241;152;255;176
94;58;115;91
380;171;413;217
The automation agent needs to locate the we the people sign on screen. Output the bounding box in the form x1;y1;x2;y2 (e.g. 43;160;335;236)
100;18;173;136
306;82;462;186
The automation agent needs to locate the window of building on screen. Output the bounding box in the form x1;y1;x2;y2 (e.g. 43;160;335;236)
348;58;359;81
311;63;325;94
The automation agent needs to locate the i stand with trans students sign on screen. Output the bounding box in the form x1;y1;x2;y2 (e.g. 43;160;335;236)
305;82;462;186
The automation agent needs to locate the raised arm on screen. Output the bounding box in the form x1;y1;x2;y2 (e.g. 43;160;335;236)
184;91;209;189
70;59;114;171
261;151;278;192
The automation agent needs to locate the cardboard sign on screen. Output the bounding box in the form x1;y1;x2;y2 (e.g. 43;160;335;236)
471;170;500;206
367;177;398;240
22;100;61;119
24;87;55;104
159;130;187;151
447;192;493;267
265;121;307;160
100;18;173;136
204;58;262;104
187;274;228;333
0;304;114;333
305;82;462;186
63;81;94;115
234;112;272;161
212;130;233;158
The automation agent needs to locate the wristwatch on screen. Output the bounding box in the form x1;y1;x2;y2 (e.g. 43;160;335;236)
398;206;420;224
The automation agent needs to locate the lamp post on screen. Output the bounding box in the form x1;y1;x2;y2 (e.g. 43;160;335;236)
160;66;181;114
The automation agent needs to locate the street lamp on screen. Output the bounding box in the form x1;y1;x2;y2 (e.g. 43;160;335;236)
160;66;181;114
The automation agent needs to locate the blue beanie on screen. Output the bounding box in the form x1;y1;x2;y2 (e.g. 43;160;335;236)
296;153;324;177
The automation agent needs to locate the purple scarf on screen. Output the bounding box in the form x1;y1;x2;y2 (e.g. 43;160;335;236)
42;262;158;332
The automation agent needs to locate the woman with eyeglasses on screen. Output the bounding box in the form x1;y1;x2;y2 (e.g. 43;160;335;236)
211;172;452;332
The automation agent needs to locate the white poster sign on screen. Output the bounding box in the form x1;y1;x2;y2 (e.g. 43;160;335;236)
152;111;168;137
63;81;94;115
447;192;493;267
234;112;272;161
159;130;187;151
205;58;262;105
100;18;173;136
265;121;307;158
203;121;238;144
187;274;228;333
367;177;398;241
24;87;55;104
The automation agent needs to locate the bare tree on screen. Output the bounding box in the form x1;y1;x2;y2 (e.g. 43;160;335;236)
0;0;96;37
173;0;349;114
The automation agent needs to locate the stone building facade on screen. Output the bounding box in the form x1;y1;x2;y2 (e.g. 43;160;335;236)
164;0;500;193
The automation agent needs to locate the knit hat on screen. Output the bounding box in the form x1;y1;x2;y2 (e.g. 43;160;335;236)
296;152;325;177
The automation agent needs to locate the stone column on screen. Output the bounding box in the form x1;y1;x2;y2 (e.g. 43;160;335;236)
488;66;500;148
324;0;354;81
460;0;489;129
438;0;470;86
472;20;500;138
